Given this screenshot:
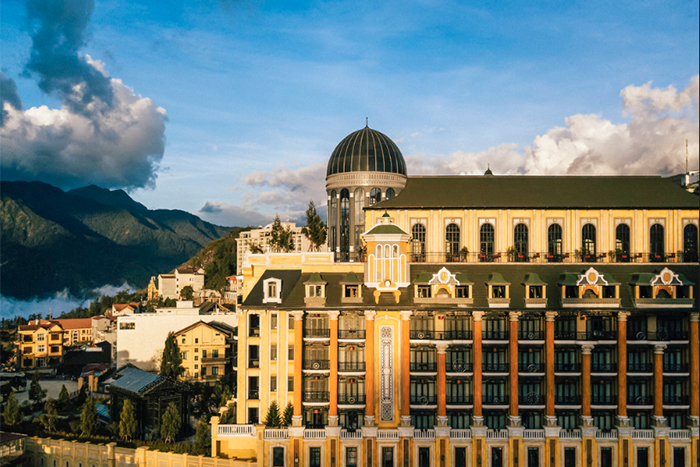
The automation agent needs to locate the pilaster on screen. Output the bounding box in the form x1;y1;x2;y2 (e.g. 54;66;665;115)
509;311;521;423
364;310;376;426
472;311;484;420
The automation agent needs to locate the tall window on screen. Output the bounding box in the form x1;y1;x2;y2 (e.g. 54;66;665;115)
615;224;630;262
370;187;381;205
480;223;495;262
412;223;426;261
329;190;337;251
385;188;395;200
581;224;596;261
340;189;350;258
446;223;460;261
650;224;664;262
684;224;698;262
354;188;365;248
548;224;562;262
514;223;528;262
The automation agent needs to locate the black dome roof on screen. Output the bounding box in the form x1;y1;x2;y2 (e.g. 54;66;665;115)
327;126;407;177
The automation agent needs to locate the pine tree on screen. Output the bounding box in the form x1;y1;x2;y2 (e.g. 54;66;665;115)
269;215;285;252
80;397;98;437
194;415;210;454
29;373;47;406
282;402;294;426
160;333;184;378
41;398;58;432
3;392;22;426
264;401;282;427
160;402;181;443
58;384;70;404
119;399;137;441
219;385;232;407
301;201;327;251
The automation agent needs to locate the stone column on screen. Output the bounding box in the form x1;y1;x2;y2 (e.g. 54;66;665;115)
328;310;340;426
545;312;557;426
581;344;595;427
472;311;484;425
509;311;521;426
400;310;412;426
690;313;699;427
653;344;667;426
291;310;304;426
436;343;449;426
365;311;376;426
617;311;630;426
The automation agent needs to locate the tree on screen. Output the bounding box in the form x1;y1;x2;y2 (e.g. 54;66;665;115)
58;384;70;404
194;415;210;454
80;397;98;437
119;399;137;441
180;285;194;301
40;398;58;432
3;392;22;426
218;385;232;407
282;402;293;427
160;333;184;378
29;373;47;406
264;401;281;427
160;402;181;443
269;215;295;253
249;244;264;254
301;201;327;251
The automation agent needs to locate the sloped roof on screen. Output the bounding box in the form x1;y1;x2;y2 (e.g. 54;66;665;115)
52;318;93;329
110;366;161;394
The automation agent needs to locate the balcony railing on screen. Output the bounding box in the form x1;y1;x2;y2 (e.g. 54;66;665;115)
338;329;366;339
554;331;577;340
410;330;435;340
555;394;581;404
591;395;618;405
483;363;509;372
303;391;330;402
446;394;474;404
202;355;229;364
303;359;330;370
519;394;545;405
248;358;260;368
338;361;366;372
628;395;653;405
591;363;617;373
518;362;544;373
248;328;260;337
410;395;437;405
410;362;437;372
653;330;689;341
248;389;259;400
304;328;331;338
407;251;698;264
663;363;689;373
554;362;581;372
627;363;653;372
483;394;509;405
447;360;473;372
518;331;544;340
338;394;366;405
483;330;509;340
442;330;473;340
663;395;689;405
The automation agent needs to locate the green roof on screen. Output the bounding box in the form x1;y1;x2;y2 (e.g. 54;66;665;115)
630;273;655;285
522;273;547;285
342;272;362;283
455;273;472;284
677;273;695;286
558;274;579;286
365;224;408;235
486;273;509;285
415;273;432;283
602;274;620;285
305;272;325;283
368;175;699;209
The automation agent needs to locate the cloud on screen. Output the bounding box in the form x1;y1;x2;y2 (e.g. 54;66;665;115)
243;161;327;211
199;201;276;227
0;72;23;126
0;0;167;190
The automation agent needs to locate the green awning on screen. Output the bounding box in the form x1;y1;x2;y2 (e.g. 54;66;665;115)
342;272;362;283
630;273;655;286
365;224;408;235
522;273;547;286
486;273;509;285
304;272;325;284
677;273;695;286
601;274;620;285
415;273;433;284
558;274;579;286
455;273;472;284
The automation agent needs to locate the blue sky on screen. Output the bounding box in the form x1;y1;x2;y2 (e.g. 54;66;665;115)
2;0;699;227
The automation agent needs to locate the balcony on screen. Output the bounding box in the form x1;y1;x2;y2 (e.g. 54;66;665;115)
248;358;260;368
202;355;229;364
338;394;366;405
303;391;330;403
410;362;437;372
518;362;545;373
303;360;330;371
338;329;366;340
442;330;473;340
248;389;260;399
663;363;689;373
580;330;617;341
663;395;689;405
554;362;581;372
338;361;366;372
410;395;437;405
248;328;260;337
304;328;331;339
627;363;653;373
633;298;695;309
652;330;689;341
483;363;509;373
446;394;474;405
591;363;617;373
518;331;544;341
447;361;473;373
555;394;581;405
628;395;653;405
554;331;577;340
561;297;620;308
483;394;509;405
410;330;435;340
408;250;698;264
520;394;545;405
482;330;509;340
591;395;618;405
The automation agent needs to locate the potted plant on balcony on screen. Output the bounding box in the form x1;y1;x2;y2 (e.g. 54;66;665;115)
460;246;469;262
506;246;517;262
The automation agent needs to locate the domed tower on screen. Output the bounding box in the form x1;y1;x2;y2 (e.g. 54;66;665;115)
325;125;408;261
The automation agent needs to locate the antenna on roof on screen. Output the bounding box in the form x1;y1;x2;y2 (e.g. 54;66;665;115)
365;117;368;128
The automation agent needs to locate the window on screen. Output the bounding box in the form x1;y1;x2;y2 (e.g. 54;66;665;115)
354;188;365;247
37;333;45;341
270;313;278;330
548;224;562;261
288;376;294;391
454;447;467;467
37;344;46;353
202;349;207;358
456;286;469;298
381;447;394;467
527;447;539;467
268;283;277;298
271;346;277;361
514;223;529;261
272;447;285;467
181;337;186;344
212;366;219;375
195;338;199;344
600;447;613;467
650;224;664;262
616;224;630;261
492;285;506;298
491;447;504;467
329;190;337;248
288;315;295;330
119;322;135;330
446;223;460;260
201;367;206;376
309;447;322;467
582;224;596;260
418;447;430;467
248;407;259;424
340;188;350;256
346;447;358;467
673;447;685;467
270;376;277;392
683;224;698;262
412;223;426;261
288;345;294;360
480;223;495;261
385;187;395;200
564;448;576;467
344;284;359;298
370;187;382;205
212;349;219;358
307;285;323;297
417;285;431;298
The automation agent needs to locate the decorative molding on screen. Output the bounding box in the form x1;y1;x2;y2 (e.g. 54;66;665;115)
379;325;394;422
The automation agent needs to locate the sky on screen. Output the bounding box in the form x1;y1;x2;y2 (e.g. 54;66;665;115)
1;0;699;230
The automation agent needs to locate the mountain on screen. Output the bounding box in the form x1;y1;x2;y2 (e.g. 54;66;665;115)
1;181;232;300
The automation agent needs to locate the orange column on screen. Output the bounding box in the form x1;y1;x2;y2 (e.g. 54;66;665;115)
653;344;667;424
329;311;339;425
437;343;448;423
690;313;699;423
617;312;629;421
292;311;304;425
581;344;594;421
509;312;520;422
545;312;557;424
473;312;484;423
365;311;376;425
400;311;412;425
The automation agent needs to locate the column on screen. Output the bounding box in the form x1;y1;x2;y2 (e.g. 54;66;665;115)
653;344;667;426
472;311;484;425
400;311;412;426
509;311;521;425
436;343;448;426
617;311;630;425
545;312;557;426
581;344;595;426
291;311;304;426
328;311;340;426
690;313;699;427
364;311;376;426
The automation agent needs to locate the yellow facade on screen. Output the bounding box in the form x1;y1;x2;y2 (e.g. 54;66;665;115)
16;321;64;369
175;321;236;384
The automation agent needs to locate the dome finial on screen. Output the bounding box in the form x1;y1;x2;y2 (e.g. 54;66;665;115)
484;164;493;176
365;117;369;128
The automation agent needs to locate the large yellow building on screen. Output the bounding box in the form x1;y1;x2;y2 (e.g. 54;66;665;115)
211;127;699;467
16;320;64;369
174;320;237;384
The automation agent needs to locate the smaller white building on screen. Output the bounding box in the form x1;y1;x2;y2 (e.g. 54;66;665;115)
157;267;205;299
236;222;311;273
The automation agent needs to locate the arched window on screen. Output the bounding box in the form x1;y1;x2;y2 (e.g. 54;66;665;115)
514;223;528;262
548;224;562;262
385;188;395;200
340;189;350;258
329;190;337;252
615;224;630;262
370;188;381;205
412;224;426;262
480;223;495;262
581;224;596;261
650;224;664;262
354;188;365;249
684;224;698;262
446;223;460;261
